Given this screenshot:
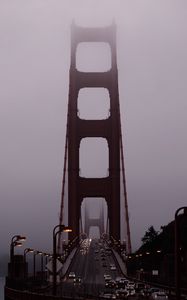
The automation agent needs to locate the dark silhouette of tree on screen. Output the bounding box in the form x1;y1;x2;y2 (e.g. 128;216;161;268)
136;218;187;254
141;225;158;245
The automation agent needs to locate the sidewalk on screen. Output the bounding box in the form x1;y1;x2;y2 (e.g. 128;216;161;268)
61;247;78;277
112;249;127;276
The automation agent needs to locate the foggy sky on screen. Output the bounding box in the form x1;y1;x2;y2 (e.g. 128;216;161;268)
0;0;187;255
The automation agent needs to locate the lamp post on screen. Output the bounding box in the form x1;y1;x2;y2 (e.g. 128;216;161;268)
43;253;49;280
33;251;42;279
24;248;34;262
10;235;26;262
175;206;187;300
53;224;72;295
24;248;34;278
44;253;49;265
40;252;45;281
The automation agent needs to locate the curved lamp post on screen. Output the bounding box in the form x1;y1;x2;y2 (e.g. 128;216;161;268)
43;253;50;280
44;253;49;265
24;248;34;278
175;206;187;300
53;224;72;295
33;250;42;279
10;235;26;262
40;252;46;281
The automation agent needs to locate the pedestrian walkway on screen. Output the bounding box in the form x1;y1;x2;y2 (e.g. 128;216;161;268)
112;249;127;276
61;247;78;277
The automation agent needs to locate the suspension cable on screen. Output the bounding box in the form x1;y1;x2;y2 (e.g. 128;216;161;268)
57;123;68;253
118;95;132;253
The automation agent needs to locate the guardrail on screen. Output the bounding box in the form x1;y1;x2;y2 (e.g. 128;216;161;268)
5;286;102;300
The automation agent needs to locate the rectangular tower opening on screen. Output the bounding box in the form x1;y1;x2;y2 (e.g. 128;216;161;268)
80;197;108;239
79;137;109;178
78;87;110;120
76;42;111;72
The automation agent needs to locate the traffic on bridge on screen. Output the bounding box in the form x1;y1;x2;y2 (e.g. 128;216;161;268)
52;238;170;299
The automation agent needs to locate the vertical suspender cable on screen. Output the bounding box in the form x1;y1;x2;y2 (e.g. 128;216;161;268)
106;217;109;236
57;122;69;253
80;215;83;236
120;132;132;253
118;99;132;254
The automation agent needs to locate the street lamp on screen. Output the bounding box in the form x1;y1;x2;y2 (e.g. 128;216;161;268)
33;251;42;279
24;248;34;278
43;253;50;280
43;253;49;265
53;224;72;295
10;235;26;262
175;206;187;300
24;248;34;262
40;252;46;282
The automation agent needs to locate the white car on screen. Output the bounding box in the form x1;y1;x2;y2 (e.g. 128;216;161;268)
68;271;76;278
151;291;168;300
126;287;136;296
100;293;116;299
127;281;135;286
115;288;128;299
104;274;112;281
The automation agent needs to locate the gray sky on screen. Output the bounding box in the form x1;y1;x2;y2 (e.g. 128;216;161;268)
0;0;187;254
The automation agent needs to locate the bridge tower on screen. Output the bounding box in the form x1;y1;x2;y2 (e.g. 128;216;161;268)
68;22;121;241
59;22;131;252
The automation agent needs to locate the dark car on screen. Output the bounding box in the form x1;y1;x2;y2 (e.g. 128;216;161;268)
135;282;146;292
73;277;82;284
115;289;128;299
105;280;116;289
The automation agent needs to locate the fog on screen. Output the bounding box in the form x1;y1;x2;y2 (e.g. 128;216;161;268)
0;0;187;255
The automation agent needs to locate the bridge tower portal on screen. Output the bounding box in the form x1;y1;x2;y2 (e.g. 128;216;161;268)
84;202;105;238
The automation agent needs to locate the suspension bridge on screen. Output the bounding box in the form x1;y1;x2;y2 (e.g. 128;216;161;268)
4;23;184;300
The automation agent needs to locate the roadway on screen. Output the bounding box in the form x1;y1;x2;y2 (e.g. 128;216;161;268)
51;238;170;299
57;238;125;298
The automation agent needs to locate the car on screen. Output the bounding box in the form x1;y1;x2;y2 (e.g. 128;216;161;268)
106;248;112;253
116;277;128;282
135;282;146;292
116;279;128;289
99;293;116;299
104;274;112;281
73;276;82;284
115;288;128;299
105;280;116;288
126;281;135;289
110;265;117;271
150;291;168;300
147;288;160;295
139;288;150;297
126;287;136;296
68;271;76;278
115;277;122;282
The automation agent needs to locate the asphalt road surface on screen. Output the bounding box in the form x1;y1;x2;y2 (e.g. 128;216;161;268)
57;238;126;298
